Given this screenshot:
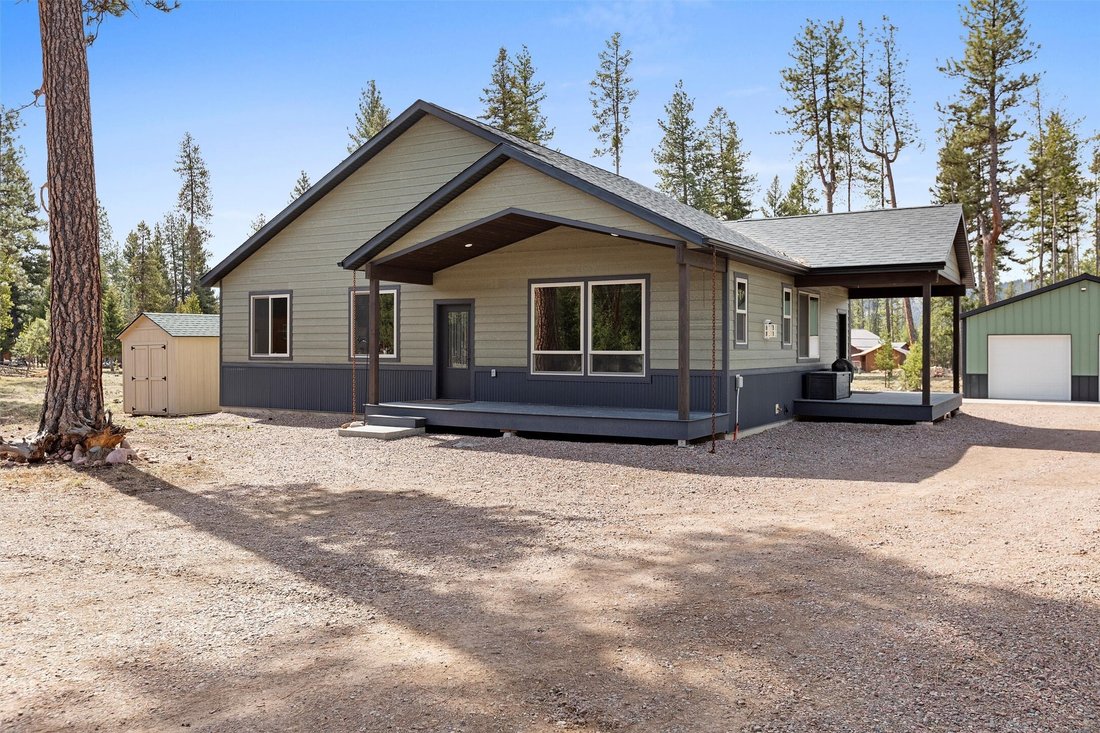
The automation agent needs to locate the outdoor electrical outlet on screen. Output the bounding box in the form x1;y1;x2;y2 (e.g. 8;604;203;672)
491;368;497;378
775;403;782;415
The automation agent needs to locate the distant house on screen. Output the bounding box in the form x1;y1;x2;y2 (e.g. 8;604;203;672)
962;274;1099;401
200;100;974;438
849;328;909;371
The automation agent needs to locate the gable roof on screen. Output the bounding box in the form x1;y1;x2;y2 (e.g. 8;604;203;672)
120;312;220;338
201;99;975;286
724;205;974;283
961;273;1100;318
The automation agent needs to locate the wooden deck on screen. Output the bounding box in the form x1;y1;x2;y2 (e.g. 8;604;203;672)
370;400;729;441
793;391;962;423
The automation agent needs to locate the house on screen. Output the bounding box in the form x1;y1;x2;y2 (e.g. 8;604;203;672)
200;100;974;440
849;328;909;371
962;274;1099;401
119;313;221;415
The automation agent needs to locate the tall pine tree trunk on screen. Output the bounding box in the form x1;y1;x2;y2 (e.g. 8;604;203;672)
38;0;106;441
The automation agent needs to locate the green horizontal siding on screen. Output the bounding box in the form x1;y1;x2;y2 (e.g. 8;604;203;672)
966;281;1100;375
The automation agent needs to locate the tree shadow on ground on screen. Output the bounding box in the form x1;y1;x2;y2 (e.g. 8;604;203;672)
427;412;1100;484
31;466;1099;732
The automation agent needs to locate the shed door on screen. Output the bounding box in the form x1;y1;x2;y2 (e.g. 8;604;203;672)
132;343;169;414
987;335;1071;401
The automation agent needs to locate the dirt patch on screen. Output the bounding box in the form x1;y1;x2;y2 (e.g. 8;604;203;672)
1;377;1098;732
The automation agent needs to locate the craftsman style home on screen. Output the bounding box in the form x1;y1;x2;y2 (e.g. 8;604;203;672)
201;100;974;440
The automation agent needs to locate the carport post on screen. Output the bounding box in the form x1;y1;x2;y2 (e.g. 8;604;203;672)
952;294;961;394
368;265;380;406
922;281;932;406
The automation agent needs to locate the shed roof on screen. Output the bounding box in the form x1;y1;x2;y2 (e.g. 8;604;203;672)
960;274;1100;318
120;312;220;338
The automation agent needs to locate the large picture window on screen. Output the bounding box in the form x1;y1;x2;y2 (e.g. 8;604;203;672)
798;292;820;359
251;293;290;358
351;289;397;358
531;282;583;374
531;277;646;377
589;280;644;375
734;276;749;346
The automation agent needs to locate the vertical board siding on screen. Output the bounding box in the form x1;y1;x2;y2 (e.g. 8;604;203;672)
965;281;1100;375
220;116;495;364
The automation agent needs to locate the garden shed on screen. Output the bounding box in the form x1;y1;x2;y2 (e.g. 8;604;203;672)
119;312;220;415
962;274;1099;401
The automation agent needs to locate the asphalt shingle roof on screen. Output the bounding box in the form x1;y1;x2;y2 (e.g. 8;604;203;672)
440;106;797;265
723;204;967;271
141;313;220;337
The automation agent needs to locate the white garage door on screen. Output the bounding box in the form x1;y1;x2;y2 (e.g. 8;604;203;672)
988;334;1072;401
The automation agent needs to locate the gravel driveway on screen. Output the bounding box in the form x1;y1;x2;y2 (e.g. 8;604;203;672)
1;401;1098;732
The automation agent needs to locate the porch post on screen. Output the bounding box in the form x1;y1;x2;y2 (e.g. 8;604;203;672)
676;243;691;421
368;265;380;406
952;294;961;394
922;281;932;406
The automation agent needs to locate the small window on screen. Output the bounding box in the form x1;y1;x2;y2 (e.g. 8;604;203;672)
782;286;793;347
251;293;290;357
798;292;820;359
734;277;749;345
351;289;397;358
589;279;645;375
531;282;583;374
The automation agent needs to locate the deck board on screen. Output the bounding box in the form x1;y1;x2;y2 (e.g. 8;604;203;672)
793;391;962;423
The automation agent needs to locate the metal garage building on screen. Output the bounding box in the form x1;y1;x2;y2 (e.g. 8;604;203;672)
962;274;1099;402
119;313;220;415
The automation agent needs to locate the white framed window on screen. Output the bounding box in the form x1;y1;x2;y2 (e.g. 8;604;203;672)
782;286;793;347
798;292;820;359
734;276;749;345
531;282;583;374
350;288;398;359
250;293;290;358
588;279;645;376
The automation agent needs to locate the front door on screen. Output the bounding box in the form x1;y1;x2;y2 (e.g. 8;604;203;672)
436;303;472;400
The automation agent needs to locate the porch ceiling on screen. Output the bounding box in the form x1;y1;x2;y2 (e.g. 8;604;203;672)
368;208;682;284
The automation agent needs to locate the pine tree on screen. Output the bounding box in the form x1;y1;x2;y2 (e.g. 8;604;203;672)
174;132;216;312
653;81;708;208
250;212;267;234
176;291;201;314
1089;142;1100;275
511;46;553;144
589;32;638;175
101;283;124;369
289;170;311;202
160;211;187;308
348;80;391;152
0;106;48;353
123;222;170;315
782;165;822;216
941;0;1039;304
761;176;786;217
702;107;756;220
780;19;858;213
933;123;991;295
481;47;518;133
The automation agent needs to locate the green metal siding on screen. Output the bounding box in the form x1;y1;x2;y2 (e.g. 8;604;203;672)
965;280;1100;375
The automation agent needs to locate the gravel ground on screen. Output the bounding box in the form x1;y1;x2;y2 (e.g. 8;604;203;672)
1;397;1098;732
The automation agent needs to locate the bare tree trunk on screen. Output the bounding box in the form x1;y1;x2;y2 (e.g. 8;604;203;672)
37;0;105;445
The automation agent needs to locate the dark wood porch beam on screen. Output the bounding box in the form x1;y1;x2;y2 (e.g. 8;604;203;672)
848;284;967;299
796;269;940;289
368;266;380;406
952;294;961;394
922;281;932;407
371;264;434;285
677;246;727;272
677;243;691;421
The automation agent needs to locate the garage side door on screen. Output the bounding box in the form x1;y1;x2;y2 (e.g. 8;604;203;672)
988;334;1071;401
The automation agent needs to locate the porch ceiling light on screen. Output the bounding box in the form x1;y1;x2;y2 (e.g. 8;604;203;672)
464;243;474;248
609;233;620;237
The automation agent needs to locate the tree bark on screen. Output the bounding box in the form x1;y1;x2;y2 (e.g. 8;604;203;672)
37;0;105;444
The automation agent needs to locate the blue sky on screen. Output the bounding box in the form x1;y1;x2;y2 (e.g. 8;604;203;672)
2;0;1097;277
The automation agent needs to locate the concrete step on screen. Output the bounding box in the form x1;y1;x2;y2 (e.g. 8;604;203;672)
363;414;427;428
338;424;425;440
